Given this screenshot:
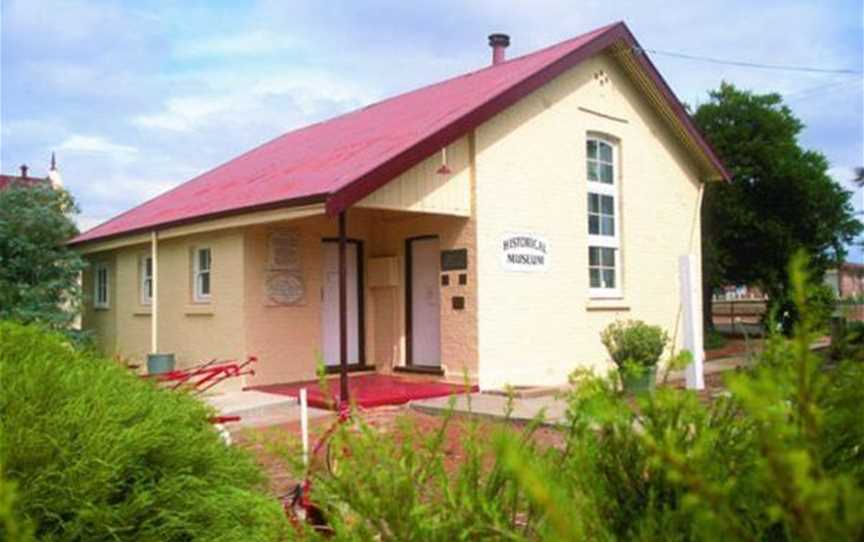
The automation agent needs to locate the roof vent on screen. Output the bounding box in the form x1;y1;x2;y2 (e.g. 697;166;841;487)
488;33;510;65
19;164;28;178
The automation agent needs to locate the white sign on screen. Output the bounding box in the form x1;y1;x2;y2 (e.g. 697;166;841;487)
500;232;550;272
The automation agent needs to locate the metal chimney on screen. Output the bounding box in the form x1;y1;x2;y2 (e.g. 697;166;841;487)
488;33;510;65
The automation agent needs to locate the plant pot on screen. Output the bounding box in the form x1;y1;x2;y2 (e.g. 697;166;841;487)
147;353;176;375
620;365;657;394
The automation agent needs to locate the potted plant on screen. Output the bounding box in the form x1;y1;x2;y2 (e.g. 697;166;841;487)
601;320;669;394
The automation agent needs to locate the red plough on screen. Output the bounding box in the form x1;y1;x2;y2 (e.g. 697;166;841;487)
147;356;257;395
142;356;257;444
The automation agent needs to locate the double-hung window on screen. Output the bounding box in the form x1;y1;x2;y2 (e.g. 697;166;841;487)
586;135;621;298
94;263;110;309
193;247;212;302
140;256;153;305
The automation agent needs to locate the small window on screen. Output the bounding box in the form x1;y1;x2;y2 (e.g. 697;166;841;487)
193;248;212;302
140;256;153;305
587;193;615;236
587;138;615;184
589;247;617;289
94;264;109;309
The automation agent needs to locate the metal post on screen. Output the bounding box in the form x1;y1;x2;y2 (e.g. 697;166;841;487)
300;388;309;466
338;211;349;405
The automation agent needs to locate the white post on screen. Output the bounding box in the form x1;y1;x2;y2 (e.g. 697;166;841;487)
680;254;705;390
300;388;309;467
150;231;158;354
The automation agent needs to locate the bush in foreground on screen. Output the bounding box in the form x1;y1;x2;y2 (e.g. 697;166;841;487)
284;255;864;541
0;322;287;541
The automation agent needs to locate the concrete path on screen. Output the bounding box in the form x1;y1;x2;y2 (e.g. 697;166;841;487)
411;392;568;425
412;349;782;424
203;390;330;429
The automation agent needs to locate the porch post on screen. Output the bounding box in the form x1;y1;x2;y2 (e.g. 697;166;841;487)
150;231;158;354
338;211;350;405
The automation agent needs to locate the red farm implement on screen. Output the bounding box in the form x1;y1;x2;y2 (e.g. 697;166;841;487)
142;356;257;443
146;356;257;395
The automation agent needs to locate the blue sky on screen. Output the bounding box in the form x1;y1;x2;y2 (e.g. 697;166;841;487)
2;1;863;255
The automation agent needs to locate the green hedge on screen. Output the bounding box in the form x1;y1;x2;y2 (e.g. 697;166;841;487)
0;322;287;541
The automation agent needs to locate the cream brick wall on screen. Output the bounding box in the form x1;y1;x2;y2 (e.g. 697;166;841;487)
475;51;704;389
155;230;246;376
82;252;118;355
82;230;248;387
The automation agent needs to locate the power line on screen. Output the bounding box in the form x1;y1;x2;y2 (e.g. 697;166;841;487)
783;77;863;102
635;47;863;75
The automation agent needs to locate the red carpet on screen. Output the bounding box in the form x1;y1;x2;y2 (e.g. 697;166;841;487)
249;373;476;409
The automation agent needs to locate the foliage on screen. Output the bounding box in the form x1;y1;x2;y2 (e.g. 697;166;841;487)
769;281;837;336
600;319;669;368
283;254;864;541
0;185;86;330
0;473;34;542
0;322;287;541
704;328;728;350
694;83;861;327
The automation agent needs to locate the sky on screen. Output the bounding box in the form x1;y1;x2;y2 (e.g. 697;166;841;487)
2;1;863;255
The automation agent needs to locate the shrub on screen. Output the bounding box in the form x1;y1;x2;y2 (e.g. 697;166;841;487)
278;254;864;540
704;328;728;350
0;322;287;541
769;281;836;336
600;319;669;368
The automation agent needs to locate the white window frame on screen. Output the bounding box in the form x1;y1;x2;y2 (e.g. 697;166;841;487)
140;255;153;305
586;135;622;298
193;247;212;302
94;263;110;309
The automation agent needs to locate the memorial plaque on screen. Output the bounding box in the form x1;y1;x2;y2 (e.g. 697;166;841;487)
266;271;305;306
269;231;300;270
440;249;468;271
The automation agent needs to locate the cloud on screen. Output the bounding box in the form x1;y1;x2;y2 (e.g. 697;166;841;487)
173;30;303;59
58;135;139;157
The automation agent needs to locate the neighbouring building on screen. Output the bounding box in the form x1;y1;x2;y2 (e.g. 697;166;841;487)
0;157;63;191
71;22;729;390
826;263;864;321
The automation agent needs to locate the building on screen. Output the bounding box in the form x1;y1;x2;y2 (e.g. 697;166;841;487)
0;156;63;191
71;22;729;391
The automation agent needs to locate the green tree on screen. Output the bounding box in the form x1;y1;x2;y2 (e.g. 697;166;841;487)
694;83;861;328
0;184;85;329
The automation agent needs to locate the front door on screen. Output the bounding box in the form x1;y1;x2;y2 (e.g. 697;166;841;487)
407;236;441;367
321;241;361;367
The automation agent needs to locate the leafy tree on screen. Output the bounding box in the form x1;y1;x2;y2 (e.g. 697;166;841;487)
0;184;85;329
693;83;861;328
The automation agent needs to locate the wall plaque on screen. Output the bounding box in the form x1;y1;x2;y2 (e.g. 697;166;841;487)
440;248;468;271
269;231;301;270
266;230;304;305
266;271;305;306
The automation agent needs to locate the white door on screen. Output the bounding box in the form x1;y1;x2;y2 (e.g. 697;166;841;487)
321;242;360;367
409;237;441;367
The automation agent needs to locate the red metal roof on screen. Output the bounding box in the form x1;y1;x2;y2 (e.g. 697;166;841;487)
0;175;49;191
71;21;729;245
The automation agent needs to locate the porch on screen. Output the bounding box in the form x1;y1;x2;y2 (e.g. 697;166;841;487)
240;204;478;395
250;373;478;409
